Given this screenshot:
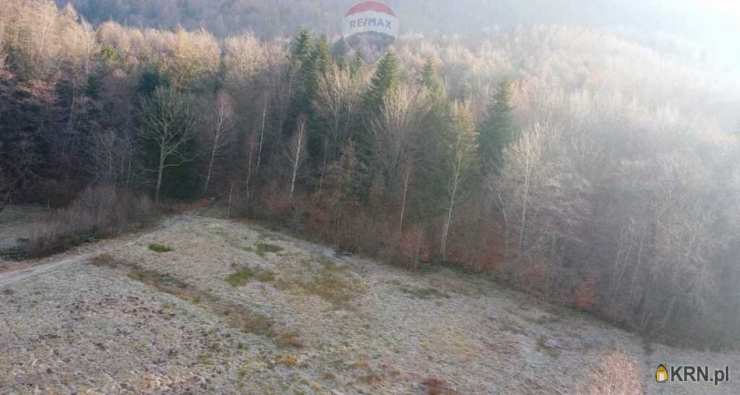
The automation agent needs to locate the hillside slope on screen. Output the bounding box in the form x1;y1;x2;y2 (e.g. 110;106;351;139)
1;214;737;394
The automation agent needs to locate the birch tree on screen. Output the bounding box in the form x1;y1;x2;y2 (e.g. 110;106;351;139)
440;102;478;262
203;91;235;194
286;116;307;201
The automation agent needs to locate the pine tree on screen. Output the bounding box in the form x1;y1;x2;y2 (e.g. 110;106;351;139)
314;36;332;76
353;51;400;199
421;58;444;97
290;30;313;63
408;62;453;223
478;80;516;175
284;31;316;139
349;53;363;79
363;52;399;115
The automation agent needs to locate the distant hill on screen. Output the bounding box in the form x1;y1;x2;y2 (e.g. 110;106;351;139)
55;0;740;67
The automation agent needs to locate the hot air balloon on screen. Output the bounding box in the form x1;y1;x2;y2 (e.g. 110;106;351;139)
341;1;399;63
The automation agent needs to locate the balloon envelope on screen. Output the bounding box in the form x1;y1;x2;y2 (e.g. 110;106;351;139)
342;1;399;40
342;1;398;62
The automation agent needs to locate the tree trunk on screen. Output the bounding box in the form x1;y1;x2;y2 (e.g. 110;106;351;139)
519;152;531;256
204;142;218;194
227;182;234;218
399;165;411;234
155;148;166;204
256;101;267;174
289;120;305;201
318;137;329;195
441;170;460;262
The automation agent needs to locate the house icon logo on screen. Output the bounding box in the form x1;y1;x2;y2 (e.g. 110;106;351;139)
656;364;669;383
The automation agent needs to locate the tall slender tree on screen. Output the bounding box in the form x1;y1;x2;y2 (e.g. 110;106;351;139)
478;80;516;175
440;102;479;261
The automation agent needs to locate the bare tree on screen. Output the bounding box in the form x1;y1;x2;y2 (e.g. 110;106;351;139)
369;83;428;233
139;87;198;203
203;91;235;194
91;129;119;183
440;102;478;262
314;64;363;192
255;95;268;175
223;34;270;88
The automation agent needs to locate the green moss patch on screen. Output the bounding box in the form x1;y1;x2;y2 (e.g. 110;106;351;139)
255;242;283;257
276;261;365;308
226;267;276;287
399;286;450;300
148;243;173;253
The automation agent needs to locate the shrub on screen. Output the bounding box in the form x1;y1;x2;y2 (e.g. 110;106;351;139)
26;185;157;258
574;275;597;311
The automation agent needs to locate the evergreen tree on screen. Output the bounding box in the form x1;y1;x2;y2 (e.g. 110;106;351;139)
290;30;313;62
408;60;453;223
421;58;444;97
137;69;171;98
283;31;316;140
313;36;332;76
353;51;400;199
363;52;399;115
478;80;516;175
305;37;333;175
349;54;363;79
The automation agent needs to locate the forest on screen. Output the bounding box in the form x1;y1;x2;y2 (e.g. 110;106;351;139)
2;0;740;350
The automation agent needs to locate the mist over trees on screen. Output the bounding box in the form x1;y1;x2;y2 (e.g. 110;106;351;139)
2;0;740;349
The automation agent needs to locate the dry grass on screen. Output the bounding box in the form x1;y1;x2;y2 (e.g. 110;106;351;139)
26;185;156;258
536;336;562;359
276;260;366;308
90;254;277;338
273;329;304;349
579;351;643;394
276;354;299;367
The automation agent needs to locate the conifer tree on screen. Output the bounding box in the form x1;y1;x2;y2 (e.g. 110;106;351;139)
421;58;444;97
349;54;363;78
478;80;516;175
363;52;399;115
290;30;312;62
353;52;400;198
409;59;452;222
